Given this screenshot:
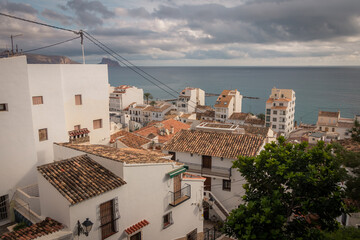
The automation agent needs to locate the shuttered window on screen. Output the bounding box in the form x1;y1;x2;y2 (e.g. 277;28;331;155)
93;119;102;129
75;95;82;105
100;200;116;239
38;128;48;141
32;96;43;105
130;232;142;240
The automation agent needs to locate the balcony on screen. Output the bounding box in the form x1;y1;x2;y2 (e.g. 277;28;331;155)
169;184;191;207
181;162;231;179
68;128;90;144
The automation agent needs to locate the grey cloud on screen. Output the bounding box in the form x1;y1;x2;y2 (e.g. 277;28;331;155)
0;0;38;14
152;0;360;44
127;7;152;19
42;9;73;26
58;0;115;27
92;27;156;37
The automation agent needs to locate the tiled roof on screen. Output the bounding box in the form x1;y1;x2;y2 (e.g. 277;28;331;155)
199;110;215;118
124;220;149;235
163;130;265;159
110;130;150;148
245;118;265;125
196;105;214;112
271;106;287;110
229;113;250;120
38;155;126;205
214;95;232;108
243;125;269;137
180;113;192;119
56;143;173;164
144;104;172;112
337;139;360;152
68;128;90;137
135;119;190;143
0;218;63;240
318;111;339;118
337;121;354;129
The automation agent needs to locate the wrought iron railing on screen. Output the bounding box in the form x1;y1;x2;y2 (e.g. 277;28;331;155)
204;227;223;240
169;184;191;207
180;161;231;179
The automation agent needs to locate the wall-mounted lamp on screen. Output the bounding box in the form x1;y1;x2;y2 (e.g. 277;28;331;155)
77;218;93;237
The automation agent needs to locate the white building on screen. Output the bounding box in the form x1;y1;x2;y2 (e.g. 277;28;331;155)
35;143;205;240
316;111;355;140
177;87;205;113
214;89;243;122
265;87;296;136
0;56;110;225
163;129;265;219
109;85;144;112
127;102;173;126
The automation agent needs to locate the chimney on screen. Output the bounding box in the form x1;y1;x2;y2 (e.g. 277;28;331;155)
170;126;174;134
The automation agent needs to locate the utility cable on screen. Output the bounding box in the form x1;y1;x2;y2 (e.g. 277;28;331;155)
0;12;79;34
22;36;80;53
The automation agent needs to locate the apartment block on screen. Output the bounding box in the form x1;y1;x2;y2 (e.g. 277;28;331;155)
316;111;355;140
177;87;205;113
0;56;110;225
109;85;143;112
214;89;243;122
265;87;296;136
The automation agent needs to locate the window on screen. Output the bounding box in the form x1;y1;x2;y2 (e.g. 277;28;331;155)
273;103;276;106
163;212;173;229
100;199;117;239
222;180;231;191
0;195;9;221
272;125;277;129
75;94;82;105
0;103;8;111
32;96;43;105
266;123;270;127
279;103;284;106
266;109;271;115
273;110;277;114
130;232;142;240
281;94;284;98
38;128;48;141
93;119;102;129
273;118;277;122
169;151;176;161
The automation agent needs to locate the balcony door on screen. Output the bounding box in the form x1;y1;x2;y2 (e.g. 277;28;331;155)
204;177;211;191
202;155;212;169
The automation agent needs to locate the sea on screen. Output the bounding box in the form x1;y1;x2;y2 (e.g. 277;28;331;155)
108;66;360;124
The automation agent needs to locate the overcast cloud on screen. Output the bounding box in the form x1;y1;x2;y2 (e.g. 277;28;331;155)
0;0;360;65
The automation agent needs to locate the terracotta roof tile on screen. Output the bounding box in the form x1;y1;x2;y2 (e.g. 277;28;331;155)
0;218;64;240
68;128;90;137
38;155;126;205
337;139;360;152
163;130;265;159
229;113;250;120
337;121;354;129
56;143;173;164
318;111;339;118
124;220;149;235
143;104;172;112
135;119;190;143
214;95;232;108
110;130;150;148
245;118;265;125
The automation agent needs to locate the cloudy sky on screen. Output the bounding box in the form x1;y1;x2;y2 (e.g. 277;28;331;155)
1;0;360;65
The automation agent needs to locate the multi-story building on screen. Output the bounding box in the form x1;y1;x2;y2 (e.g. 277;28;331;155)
34;143;204;240
0;56;110;225
163;129;265;219
265;88;296;136
316;111;355;139
177;87;205;113
109;85;144;112
214;89;243;122
127;102;173;125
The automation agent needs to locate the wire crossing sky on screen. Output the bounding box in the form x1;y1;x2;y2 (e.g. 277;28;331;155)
1;0;360;66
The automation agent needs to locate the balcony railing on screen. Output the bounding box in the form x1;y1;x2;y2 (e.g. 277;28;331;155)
169;184;191;207
180;162;231;179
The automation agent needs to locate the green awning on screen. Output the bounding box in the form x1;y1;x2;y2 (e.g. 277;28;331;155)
168;166;187;178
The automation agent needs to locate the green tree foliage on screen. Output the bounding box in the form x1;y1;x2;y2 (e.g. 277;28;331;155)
224;137;347;240
144;92;153;104
257;113;265;121
150;100;156;106
351;120;360;142
333;143;360;205
322;227;360;240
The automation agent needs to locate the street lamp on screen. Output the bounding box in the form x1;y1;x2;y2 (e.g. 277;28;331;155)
77;218;93;237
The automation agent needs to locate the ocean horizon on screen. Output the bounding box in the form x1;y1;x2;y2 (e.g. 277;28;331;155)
108;66;360;125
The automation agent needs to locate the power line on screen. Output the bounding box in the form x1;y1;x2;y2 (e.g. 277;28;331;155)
22;36;80;53
0;12;79;34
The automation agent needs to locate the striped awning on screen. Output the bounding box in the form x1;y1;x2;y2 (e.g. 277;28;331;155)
168;166;188;178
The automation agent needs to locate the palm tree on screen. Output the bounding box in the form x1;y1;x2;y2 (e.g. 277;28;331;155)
144;92;153;104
